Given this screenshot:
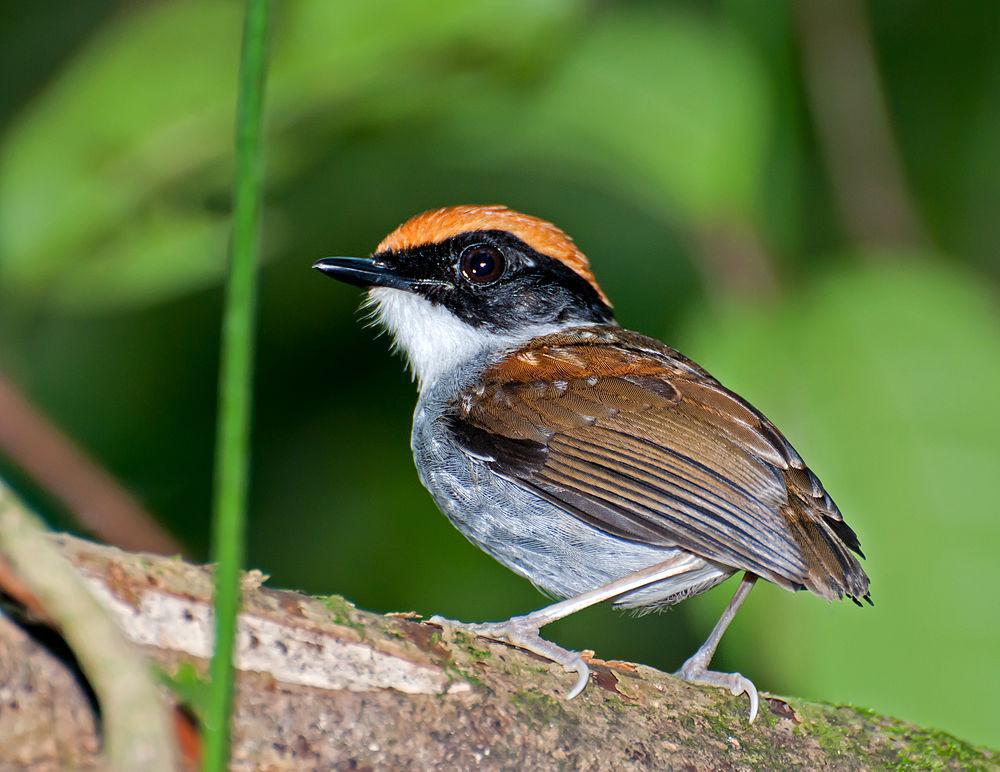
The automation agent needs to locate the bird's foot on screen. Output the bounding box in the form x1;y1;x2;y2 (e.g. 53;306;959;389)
677;656;759;722
428;614;590;699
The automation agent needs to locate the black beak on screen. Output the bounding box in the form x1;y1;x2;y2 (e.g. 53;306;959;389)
313;256;450;291
313;256;412;290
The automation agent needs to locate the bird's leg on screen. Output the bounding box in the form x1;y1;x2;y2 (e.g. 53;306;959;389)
677;572;760;721
429;554;701;699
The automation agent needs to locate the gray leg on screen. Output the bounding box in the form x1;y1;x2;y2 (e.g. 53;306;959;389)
677;572;760;721
430;553;703;700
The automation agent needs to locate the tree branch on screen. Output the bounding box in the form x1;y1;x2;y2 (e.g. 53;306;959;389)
0;534;993;769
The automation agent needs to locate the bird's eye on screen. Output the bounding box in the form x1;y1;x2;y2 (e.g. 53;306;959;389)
460;245;506;284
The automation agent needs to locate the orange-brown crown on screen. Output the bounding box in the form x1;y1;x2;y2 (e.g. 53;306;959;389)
375;205;611;306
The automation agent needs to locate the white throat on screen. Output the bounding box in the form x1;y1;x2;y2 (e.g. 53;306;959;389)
366;288;573;392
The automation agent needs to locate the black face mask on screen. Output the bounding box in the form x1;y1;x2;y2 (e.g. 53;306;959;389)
371;231;615;333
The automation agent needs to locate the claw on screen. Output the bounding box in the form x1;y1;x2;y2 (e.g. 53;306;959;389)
564;658;591;700
727;673;759;722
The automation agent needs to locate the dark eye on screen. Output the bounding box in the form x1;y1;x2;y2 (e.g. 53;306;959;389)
460;244;505;284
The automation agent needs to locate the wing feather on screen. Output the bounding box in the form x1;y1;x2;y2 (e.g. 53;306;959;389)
448;327;870;601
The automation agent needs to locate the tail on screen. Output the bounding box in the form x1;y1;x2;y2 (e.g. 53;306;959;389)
781;502;871;604
780;459;872;605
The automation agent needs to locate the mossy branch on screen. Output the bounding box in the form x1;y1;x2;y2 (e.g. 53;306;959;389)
0;533;993;770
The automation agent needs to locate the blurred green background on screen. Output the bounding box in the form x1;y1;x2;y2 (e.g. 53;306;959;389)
2;0;998;748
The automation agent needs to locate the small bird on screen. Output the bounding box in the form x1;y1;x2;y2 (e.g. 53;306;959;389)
315;205;870;720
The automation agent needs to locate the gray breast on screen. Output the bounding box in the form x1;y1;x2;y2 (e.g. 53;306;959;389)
410;368;733;608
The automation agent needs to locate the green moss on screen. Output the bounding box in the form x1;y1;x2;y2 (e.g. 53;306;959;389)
791;702;882;762
512;688;574;730
787;700;998;769
704;703;736;737
444;660;483;688
812;720;853;757
886;725;993;769
382;623;405;639
440;628;492;659
757;702;779;728
316;594;365;633
604;694;628;712
672;694;789;767
458;639;492;660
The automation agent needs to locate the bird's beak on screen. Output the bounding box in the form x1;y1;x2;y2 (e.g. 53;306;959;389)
312;256;416;291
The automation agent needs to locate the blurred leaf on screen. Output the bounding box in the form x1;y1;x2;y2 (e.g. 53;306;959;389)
0;0;242;309
451;6;770;223
47;208;230;311
680;258;1000;746
0;0;580;313
370;7;771;234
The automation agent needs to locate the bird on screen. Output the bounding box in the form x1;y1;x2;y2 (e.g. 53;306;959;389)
314;204;870;720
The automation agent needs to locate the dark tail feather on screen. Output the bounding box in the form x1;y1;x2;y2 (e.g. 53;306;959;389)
784;505;871;602
826;515;865;559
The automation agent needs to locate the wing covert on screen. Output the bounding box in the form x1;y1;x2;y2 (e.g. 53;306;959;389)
447;327;869;601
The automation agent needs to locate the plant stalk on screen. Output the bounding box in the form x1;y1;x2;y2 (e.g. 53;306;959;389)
204;0;270;769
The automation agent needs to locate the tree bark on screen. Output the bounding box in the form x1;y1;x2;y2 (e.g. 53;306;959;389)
0;534;993;770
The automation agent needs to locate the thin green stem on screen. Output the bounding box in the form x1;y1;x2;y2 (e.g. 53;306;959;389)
204;1;270;769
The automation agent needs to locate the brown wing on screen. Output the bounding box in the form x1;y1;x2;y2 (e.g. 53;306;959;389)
448;326;870;602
